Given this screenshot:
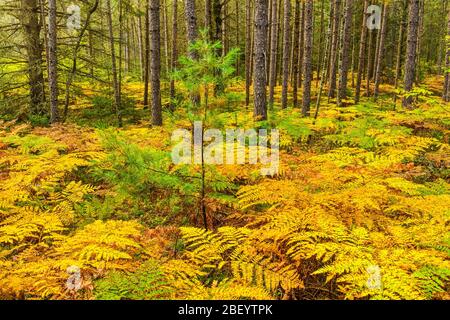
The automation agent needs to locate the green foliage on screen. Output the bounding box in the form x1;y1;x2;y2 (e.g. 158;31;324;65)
94;260;171;300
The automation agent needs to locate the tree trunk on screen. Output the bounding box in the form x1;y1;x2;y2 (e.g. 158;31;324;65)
268;0;278;107
20;0;45;116
291;0;300;108
302;0;313;116
245;0;252;107
47;0;59;123
185;0;201;105
374;3;388;99
395;0;408;89
170;0;178;110
205;0;212;38
297;1;305;89
444;8;450;101
106;0;122;127
402;0;420;109
281;0;291;109
254;0;268;121
355;0;368;104
337;0;353;107
328;0;341;100
143;0;150;109
150;0;162;126
162;0;170;77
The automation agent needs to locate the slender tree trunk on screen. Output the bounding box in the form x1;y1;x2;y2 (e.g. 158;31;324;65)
314;0;333;120
402;0;420;109
297;1;305;89
185;0;201;105
355;0;368;104
245;0;252;107
47;0;59;123
291;0;300;108
205;0;212;38
444;9;450;101
170;0;178;110
149;0;162;126
337;0;353;107
106;0;122;127
21;0;45;115
254;0;268;120
143;0;150;109
138;14;144;81
374;3;388;99
316;0;325;87
268;0;278;107
281;0;291;109
395;0;408;89
328;0;341;100
162;0;170;77
302;0;313;116
366;30;373;96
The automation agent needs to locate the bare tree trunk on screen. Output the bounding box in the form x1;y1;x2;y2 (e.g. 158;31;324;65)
297;0;305;89
355;0;368;104
143;0;150;109
291;0;300;108
254;0;268;120
374;3;388;99
316;0;325;87
402;0;420;109
328;0;341;100
138;14;144;81
20;0;45;116
366;30;373;96
314;0;333;120
444;8;450;101
150;0;162;126
162;0;170;77
170;0;178;110
268;0;278;107
395;0;408;89
205;0;212;38
47;0;59;123
337;0;353;107
302;0;313;116
281;0;291;109
185;0;201;105
245;0;252;107
106;0;122;127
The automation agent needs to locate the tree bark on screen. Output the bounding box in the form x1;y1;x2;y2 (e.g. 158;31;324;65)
20;0;45;116
106;0;122;127
245;0;252;107
143;0;150;109
444;8;450;101
402;0;420;109
185;0;201;105
254;0;268;120
170;0;178;110
150;0;162;126
337;0;353;107
268;0;278;107
281;0;291;109
395;0;408;89
355;0;368;104
374;3;388;99
302;0;313;116
47;0;59;123
328;0;341;100
291;0;300;108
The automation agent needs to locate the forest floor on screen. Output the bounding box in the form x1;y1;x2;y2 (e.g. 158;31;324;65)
0;77;449;300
